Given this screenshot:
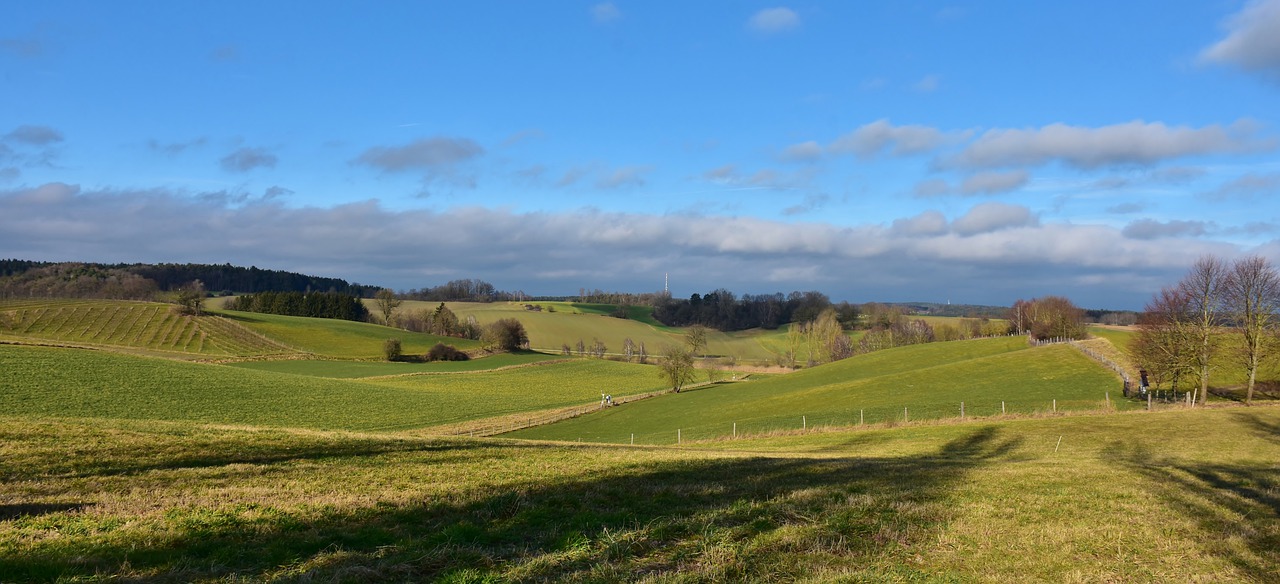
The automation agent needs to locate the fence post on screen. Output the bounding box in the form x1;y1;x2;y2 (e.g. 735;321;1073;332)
678;429;681;444
1053;399;1057;413
1002;401;1006;414
860;409;864;426
733;422;736;438
961;401;965;419
631;433;634;445
904;407;909;423
1147;393;1152;411
803;415;806;430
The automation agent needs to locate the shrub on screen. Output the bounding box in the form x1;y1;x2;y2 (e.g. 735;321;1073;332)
426;343;469;362
383;338;403;361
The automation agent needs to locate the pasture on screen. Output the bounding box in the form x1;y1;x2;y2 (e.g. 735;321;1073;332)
0;345;667;432
1;406;1276;582
508;337;1130;444
216;309;480;359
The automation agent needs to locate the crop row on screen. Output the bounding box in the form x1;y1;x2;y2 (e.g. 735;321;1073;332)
0;300;297;356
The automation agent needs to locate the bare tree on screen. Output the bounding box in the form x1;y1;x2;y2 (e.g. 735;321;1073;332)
685;324;708;358
375;288;402;327
1134;286;1197;392
1224;256;1280;405
174;279;206;316
1177;256;1228;405
658;344;697;393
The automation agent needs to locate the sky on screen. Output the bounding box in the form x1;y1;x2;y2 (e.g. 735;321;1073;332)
2;1;1279;309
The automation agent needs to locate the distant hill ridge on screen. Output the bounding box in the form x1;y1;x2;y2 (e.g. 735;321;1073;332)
0;259;382;297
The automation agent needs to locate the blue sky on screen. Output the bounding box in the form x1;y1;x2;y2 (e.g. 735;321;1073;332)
3;1;1279;309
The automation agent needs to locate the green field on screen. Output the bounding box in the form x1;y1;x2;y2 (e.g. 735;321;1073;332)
226;351;565;378
2;407;1276;582
508;337;1130;443
0;345;666;431
0;299;296;357
217;309;480;358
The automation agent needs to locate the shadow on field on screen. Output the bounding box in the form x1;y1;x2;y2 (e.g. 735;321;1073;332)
0;503;90;521
1106;415;1280;581
2;427;1022;582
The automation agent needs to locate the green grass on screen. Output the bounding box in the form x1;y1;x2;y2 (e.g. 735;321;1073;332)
0;299;295;357
217;308;480;358
508;337;1129;444
1;406;1276;582
0;345;666;431
226;351;565;378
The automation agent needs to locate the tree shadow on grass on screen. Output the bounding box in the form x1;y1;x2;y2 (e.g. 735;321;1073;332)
0;503;90;521
1105;414;1280;582
1;428;1022;582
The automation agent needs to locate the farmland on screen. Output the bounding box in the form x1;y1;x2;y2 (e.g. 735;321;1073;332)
507;337;1131;444
1;407;1276;582
2;296;1278;582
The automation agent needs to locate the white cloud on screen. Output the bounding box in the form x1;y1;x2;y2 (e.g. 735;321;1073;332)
1122;219;1211;240
829;119;948;158
747;7;800;35
913;179;951;197
947;119;1271;169
960;170;1029;195
951;202;1037;236
779;141;823;162
0;183;1260;309
596;165;653;189
1202;172;1280;200
591;2;621;24
913;74;941;93
1200;0;1280;79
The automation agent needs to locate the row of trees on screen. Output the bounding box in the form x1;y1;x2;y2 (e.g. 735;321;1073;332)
651;289;857;331
1134;255;1279;405
225;291;370;322
1007;296;1088;340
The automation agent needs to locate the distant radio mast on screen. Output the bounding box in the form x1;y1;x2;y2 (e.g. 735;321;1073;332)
664;272;669;294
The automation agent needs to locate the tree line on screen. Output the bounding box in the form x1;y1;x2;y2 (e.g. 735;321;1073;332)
0;260;381;298
1135;255;1279;405
651;289;859;331
225;291;370;322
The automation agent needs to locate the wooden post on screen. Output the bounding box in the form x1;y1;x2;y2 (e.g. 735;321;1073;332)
1147;393;1152;411
803;415;806;430
1002;401;1006;414
733;422;736;438
678;429;681;444
1053;399;1057;413
860;409;864;426
961;401;965;419
904;407;909;423
631;433;634;445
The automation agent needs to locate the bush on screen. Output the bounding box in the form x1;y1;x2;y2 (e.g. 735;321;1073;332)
383;338;403;361
426;343;469;362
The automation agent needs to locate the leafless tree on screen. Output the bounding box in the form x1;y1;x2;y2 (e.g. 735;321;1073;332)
375;288;402;327
1134;286;1197;392
1177;256;1228;405
1224;256;1280;405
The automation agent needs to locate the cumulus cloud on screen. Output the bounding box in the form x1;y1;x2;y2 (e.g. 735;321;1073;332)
891;210;948;236
779;141;823;162
1122;219;1211;240
0;183;1251;308
951;202;1038;236
353;137;483;173
748;7;800;34
830;119;949;158
959;170;1029;195
699;164;813;190
946;120;1271;169
1202;172;1280;200
220;147;278;172
592;2;621;23
1200;0;1280;79
555;165;594;187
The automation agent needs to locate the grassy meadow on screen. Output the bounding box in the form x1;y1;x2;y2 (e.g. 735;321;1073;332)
508;336;1130;444
3;297;1278;581
0;344;667;432
1;407;1276;582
